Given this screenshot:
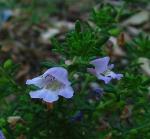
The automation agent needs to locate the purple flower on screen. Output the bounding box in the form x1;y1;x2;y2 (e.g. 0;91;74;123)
90;82;104;100
70;111;83;122
0;130;6;139
26;67;74;103
88;57;123;84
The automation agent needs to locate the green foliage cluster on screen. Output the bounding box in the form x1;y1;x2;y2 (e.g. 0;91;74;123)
0;3;150;139
126;35;150;59
53;21;109;59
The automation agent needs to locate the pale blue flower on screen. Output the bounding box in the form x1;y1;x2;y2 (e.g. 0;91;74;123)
26;67;74;103
88;57;123;84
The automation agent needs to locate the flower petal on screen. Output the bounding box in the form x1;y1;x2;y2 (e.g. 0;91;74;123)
115;74;123;80
59;86;74;98
97;75;112;84
26;76;45;88
29;89;46;98
90;57;110;73
43;90;59;103
107;72;123;80
30;89;59;103
44;67;70;85
0;130;6;139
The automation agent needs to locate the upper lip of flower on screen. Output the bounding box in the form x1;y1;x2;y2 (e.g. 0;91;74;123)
90;56;110;74
43;67;71;86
